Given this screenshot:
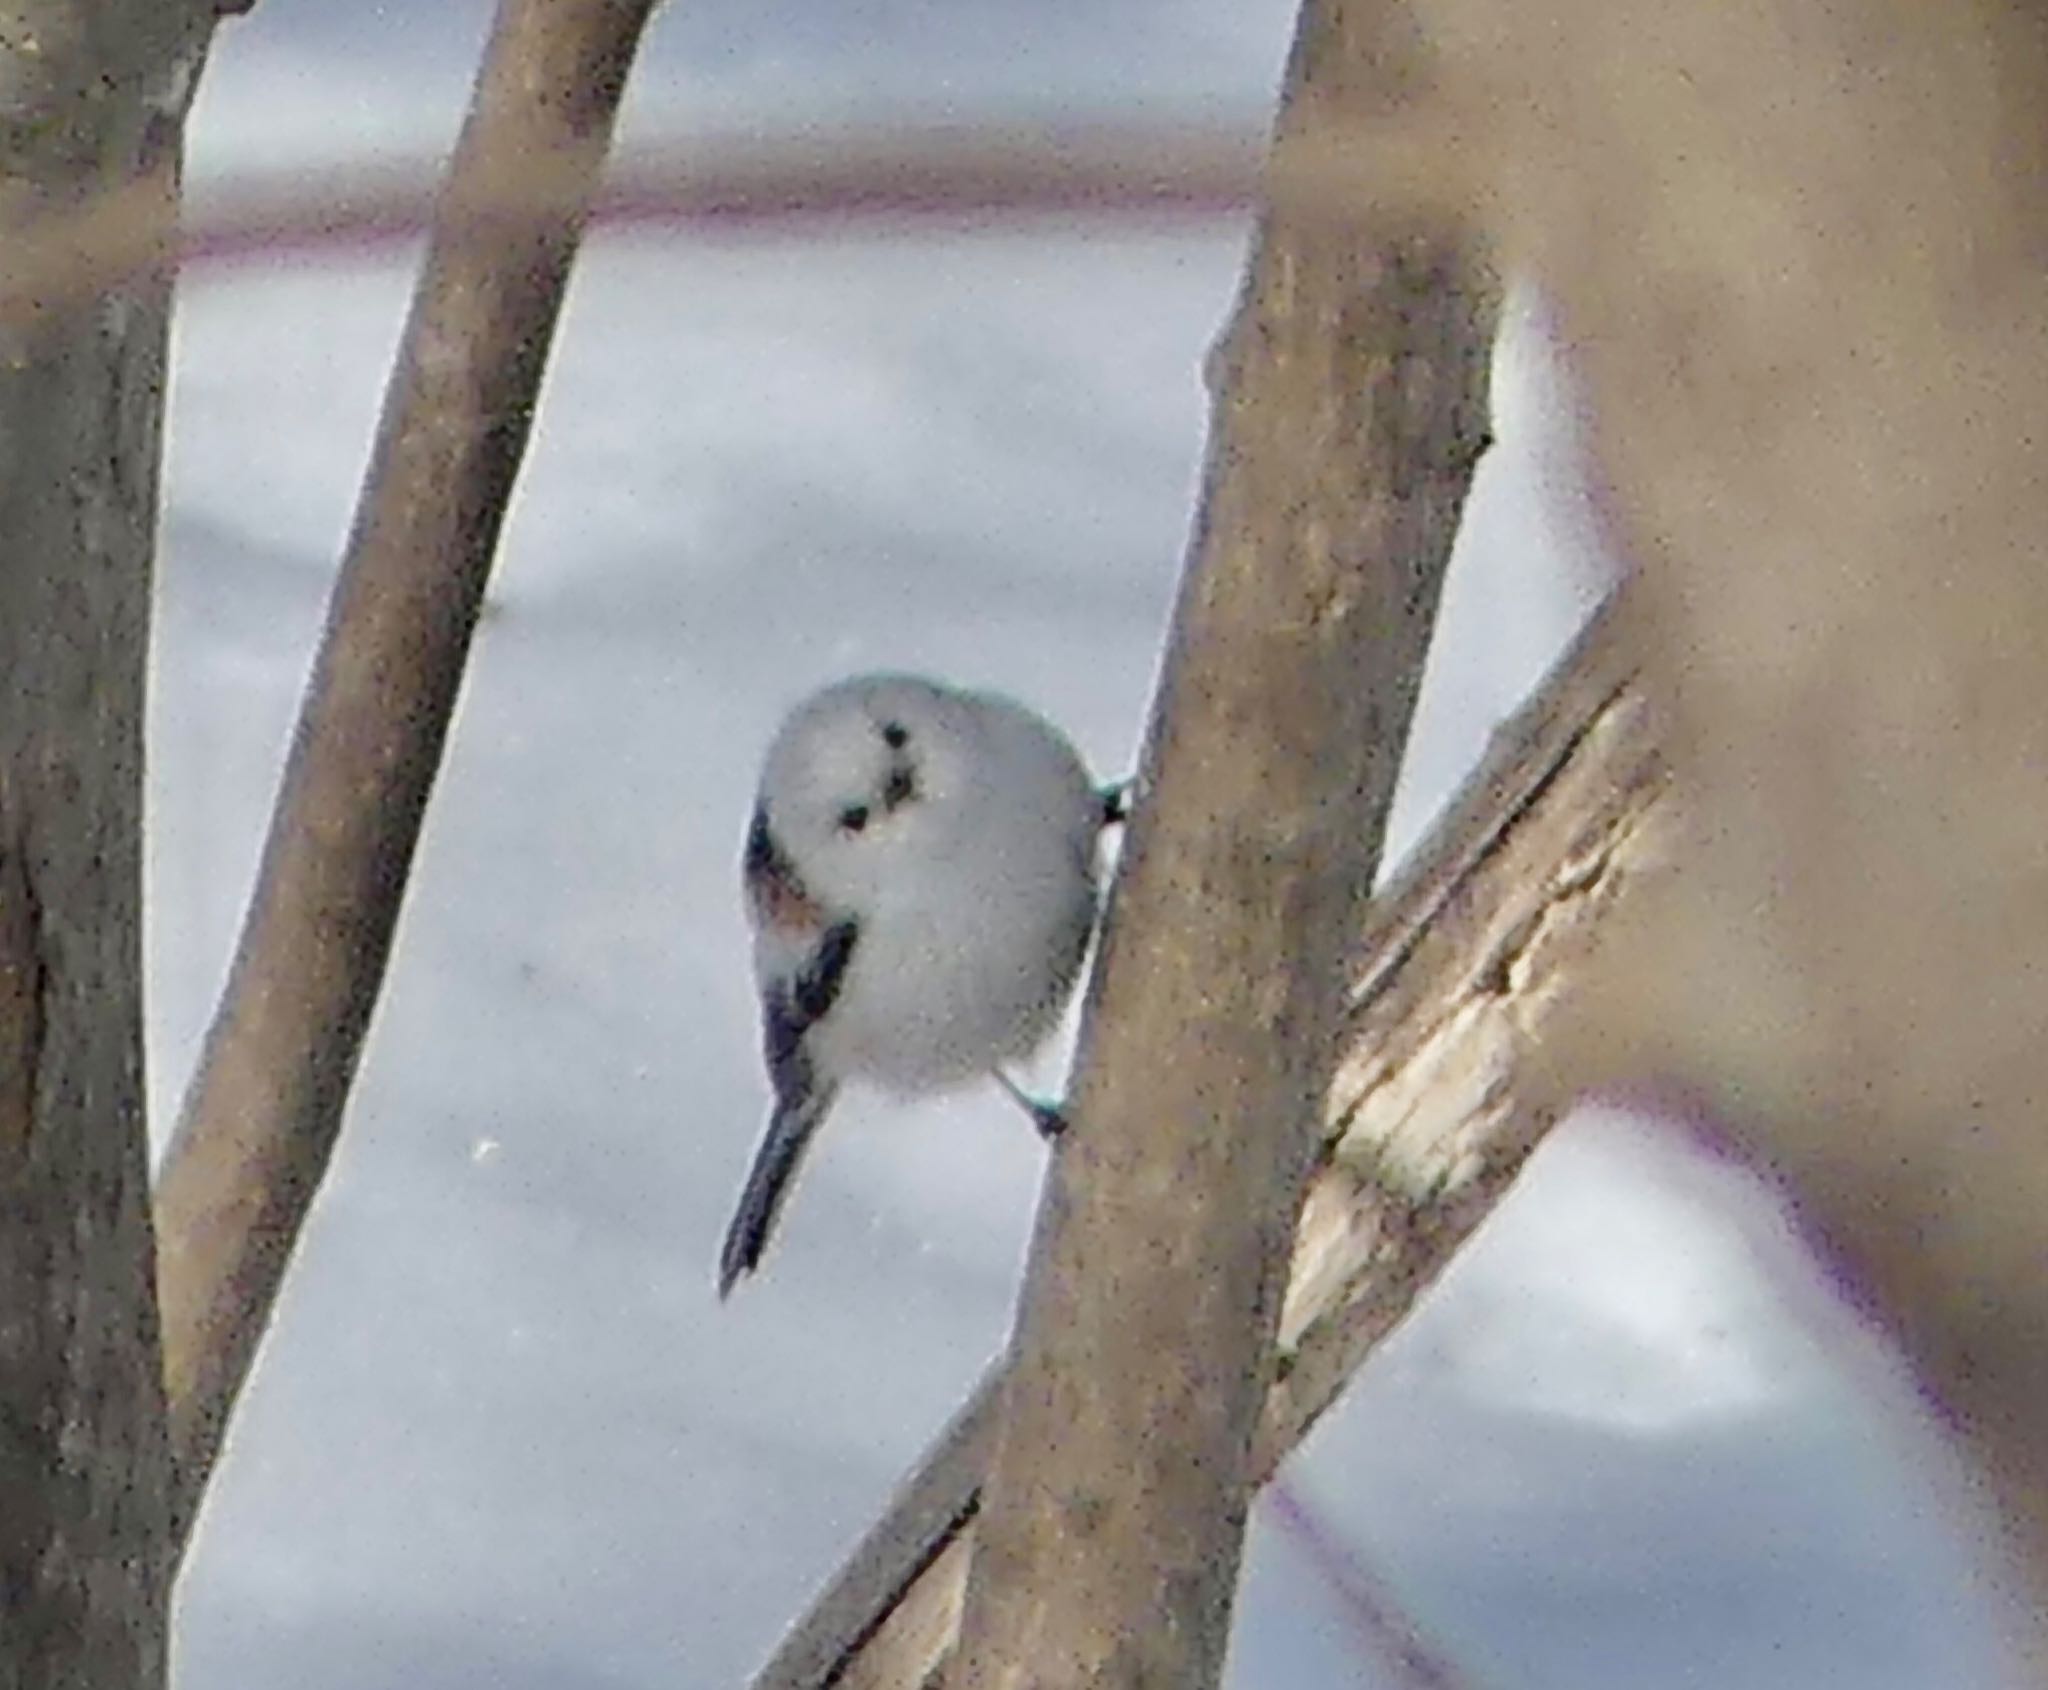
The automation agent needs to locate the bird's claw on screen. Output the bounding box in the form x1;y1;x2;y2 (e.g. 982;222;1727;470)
1027;1099;1069;1141
995;1070;1070;1141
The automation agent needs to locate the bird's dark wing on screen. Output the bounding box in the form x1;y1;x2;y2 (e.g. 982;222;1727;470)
764;917;857;1096
719;917;859;1297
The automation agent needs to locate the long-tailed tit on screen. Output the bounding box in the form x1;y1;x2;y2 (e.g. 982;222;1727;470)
719;673;1120;1297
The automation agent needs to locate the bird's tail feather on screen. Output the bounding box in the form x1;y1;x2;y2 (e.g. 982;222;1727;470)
717;1086;836;1298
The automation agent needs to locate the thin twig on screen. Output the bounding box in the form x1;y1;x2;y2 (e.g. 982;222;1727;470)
152;0;660;1557
1264;1477;1471;1690
0;115;1473;317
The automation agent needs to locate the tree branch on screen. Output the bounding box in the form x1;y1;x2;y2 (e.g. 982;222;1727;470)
750;597;1663;1690
151;0;658;1557
0;118;1480;321
946;0;1496;1680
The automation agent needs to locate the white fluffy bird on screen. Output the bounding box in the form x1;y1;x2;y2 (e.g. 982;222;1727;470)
720;673;1119;1297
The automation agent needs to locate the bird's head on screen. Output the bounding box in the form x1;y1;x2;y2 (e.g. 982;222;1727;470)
751;674;973;913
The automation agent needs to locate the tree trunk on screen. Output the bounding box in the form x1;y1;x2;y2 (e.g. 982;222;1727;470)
0;5;229;1685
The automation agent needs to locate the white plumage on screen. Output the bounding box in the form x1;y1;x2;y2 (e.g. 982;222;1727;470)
720;673;1114;1296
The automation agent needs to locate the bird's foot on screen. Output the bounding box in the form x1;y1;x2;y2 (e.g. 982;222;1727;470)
994;1070;1069;1141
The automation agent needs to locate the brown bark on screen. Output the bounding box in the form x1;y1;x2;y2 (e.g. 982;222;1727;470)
1396;0;2048;1670
0;3;228;1685
947;7;1495;1684
752;599;1663;1690
152;0;659;1554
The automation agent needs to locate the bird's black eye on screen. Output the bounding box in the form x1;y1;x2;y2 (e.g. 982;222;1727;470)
881;721;908;749
838;804;870;834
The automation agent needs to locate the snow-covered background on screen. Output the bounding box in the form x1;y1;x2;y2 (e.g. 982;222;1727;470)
155;2;2008;1685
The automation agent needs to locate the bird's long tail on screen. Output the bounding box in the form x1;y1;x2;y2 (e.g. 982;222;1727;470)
717;1085;836;1298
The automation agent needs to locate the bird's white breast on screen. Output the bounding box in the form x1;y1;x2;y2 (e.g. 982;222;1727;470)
812;701;1101;1092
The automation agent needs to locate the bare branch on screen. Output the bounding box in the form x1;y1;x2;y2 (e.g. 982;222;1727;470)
0;116;1481;318
1264;1478;1466;1690
946;0;1495;1680
152;0;658;1556
750;598;1664;1690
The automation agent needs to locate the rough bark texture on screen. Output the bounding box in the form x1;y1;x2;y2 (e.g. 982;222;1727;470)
0;3;224;1686
751;600;1662;1690
946;7;1495;1685
1396;0;2048;1671
152;0;659;1554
